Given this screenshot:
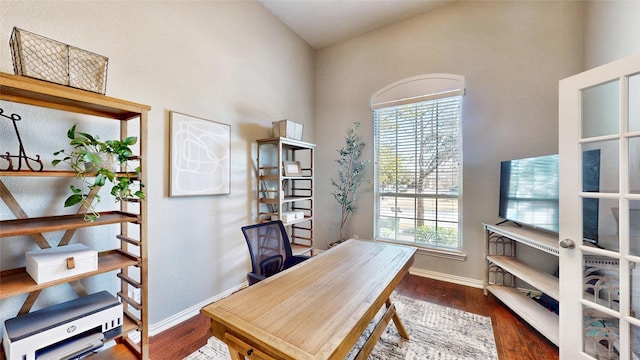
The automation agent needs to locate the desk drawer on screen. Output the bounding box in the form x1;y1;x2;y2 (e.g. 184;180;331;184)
225;333;271;359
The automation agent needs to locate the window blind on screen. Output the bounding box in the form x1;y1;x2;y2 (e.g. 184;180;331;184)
374;95;463;249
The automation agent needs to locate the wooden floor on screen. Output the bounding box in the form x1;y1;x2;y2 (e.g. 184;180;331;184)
149;275;559;360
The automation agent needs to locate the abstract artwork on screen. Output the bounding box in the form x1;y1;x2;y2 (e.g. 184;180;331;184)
170;111;230;196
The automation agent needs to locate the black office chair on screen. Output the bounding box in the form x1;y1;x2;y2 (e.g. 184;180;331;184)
241;220;309;285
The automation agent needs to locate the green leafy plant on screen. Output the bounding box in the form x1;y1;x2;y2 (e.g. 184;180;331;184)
331;122;370;242
52;124;145;221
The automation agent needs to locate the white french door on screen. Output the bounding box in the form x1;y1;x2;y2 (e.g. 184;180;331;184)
559;52;640;359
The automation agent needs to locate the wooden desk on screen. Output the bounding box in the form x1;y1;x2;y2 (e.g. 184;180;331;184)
201;239;416;360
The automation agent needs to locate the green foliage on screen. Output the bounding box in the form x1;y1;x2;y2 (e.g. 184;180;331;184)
331;122;370;241
52;124;145;221
416;225;458;247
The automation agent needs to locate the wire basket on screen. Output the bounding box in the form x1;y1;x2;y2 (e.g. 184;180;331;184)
10;27;108;94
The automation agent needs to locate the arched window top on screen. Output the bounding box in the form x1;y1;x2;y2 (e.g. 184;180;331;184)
370;74;465;110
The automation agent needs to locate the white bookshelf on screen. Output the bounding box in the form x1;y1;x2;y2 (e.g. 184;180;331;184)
483;222;559;346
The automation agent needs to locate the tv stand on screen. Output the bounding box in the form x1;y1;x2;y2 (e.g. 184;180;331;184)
495;219;521;227
483;222;559;346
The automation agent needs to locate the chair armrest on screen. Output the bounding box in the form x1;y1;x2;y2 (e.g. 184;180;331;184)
247;272;266;286
285;255;310;269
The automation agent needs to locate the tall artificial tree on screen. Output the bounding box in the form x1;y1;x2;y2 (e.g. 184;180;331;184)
331;122;369;241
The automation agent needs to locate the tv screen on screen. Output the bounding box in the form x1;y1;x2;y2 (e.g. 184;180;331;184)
499;154;559;233
498;151;601;241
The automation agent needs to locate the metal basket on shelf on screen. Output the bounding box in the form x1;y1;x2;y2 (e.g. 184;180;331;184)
10;27;108;94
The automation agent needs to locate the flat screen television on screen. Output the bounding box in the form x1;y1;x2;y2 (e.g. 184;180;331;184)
499;154;560;234
498;151;601;244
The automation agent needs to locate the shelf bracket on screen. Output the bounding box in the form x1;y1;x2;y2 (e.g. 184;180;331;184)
0;179;50;248
18;290;42;315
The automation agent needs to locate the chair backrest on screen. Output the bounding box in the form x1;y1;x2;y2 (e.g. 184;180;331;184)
241;220;294;278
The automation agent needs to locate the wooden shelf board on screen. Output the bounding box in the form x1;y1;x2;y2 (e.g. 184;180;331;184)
0;170;140;178
0;250;139;299
283;195;313;203
487;285;559;346
291;244;313;256
121;312;141;334
259;196;313;205
0;170;79;177
0;72;150;120
484;223;559;256
487;255;559;301
87;343;140;360
0;211;140;238
282;216;313;227
256;137;316;150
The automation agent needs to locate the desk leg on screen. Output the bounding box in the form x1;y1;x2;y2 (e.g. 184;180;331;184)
228;346;246;360
355;298;410;360
386;298;409;339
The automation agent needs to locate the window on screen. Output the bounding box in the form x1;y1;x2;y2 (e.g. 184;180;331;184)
371;75;464;250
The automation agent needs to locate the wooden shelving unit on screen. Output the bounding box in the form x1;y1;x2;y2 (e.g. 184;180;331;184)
483;222;559;346
0;72;150;359
256;137;314;255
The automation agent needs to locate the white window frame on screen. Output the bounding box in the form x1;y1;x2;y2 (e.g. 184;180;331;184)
371;74;466;259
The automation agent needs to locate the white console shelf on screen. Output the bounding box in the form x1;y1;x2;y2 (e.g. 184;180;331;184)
483;222;559;346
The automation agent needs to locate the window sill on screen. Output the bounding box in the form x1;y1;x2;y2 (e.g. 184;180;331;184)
374;239;467;261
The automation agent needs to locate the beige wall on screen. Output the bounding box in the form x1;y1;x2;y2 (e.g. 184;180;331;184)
2;0;638;338
584;0;640;69
0;0;314;328
314;1;584;281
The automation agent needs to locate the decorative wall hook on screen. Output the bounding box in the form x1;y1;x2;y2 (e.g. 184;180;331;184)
0;107;43;172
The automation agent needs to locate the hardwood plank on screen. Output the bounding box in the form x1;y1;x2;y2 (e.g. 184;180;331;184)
150;275;558;360
487;285;559;346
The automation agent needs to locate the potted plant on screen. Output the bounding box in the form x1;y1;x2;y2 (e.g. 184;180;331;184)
330;122;370;244
52;124;145;221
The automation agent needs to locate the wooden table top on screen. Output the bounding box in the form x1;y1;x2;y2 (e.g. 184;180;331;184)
201;239;416;360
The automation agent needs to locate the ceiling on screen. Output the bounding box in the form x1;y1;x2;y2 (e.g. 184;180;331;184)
258;0;457;49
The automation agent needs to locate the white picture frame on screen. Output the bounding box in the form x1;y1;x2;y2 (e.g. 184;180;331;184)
283;161;302;176
170;111;230;196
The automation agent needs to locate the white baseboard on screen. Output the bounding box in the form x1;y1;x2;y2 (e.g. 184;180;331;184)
149;282;248;337
409;267;484;289
149;270;481;337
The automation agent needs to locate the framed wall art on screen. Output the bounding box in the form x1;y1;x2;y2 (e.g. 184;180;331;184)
170;111;230;196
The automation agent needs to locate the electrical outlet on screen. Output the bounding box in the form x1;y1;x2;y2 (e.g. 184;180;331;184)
133;288;141;303
128;288;141;303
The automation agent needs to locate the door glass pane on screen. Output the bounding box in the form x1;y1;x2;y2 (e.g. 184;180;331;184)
633;323;640;359
629;200;640;257
583;140;619;194
631;137;640;194
582;79;620;138
585;198;620;252
632;261;640;320
584;255;619;310
584;305;619;359
629;73;640;132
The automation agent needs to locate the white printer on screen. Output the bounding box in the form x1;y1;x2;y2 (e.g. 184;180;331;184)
2;291;123;360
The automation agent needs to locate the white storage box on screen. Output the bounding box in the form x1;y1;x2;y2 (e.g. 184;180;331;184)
26;244;98;284
274;211;305;223
272;120;303;140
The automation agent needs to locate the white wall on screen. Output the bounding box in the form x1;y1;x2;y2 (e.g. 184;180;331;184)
0;0;314;329
584;0;640;70
314;1;585;281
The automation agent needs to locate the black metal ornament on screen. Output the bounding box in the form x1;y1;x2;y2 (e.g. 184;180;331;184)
0;107;43;172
